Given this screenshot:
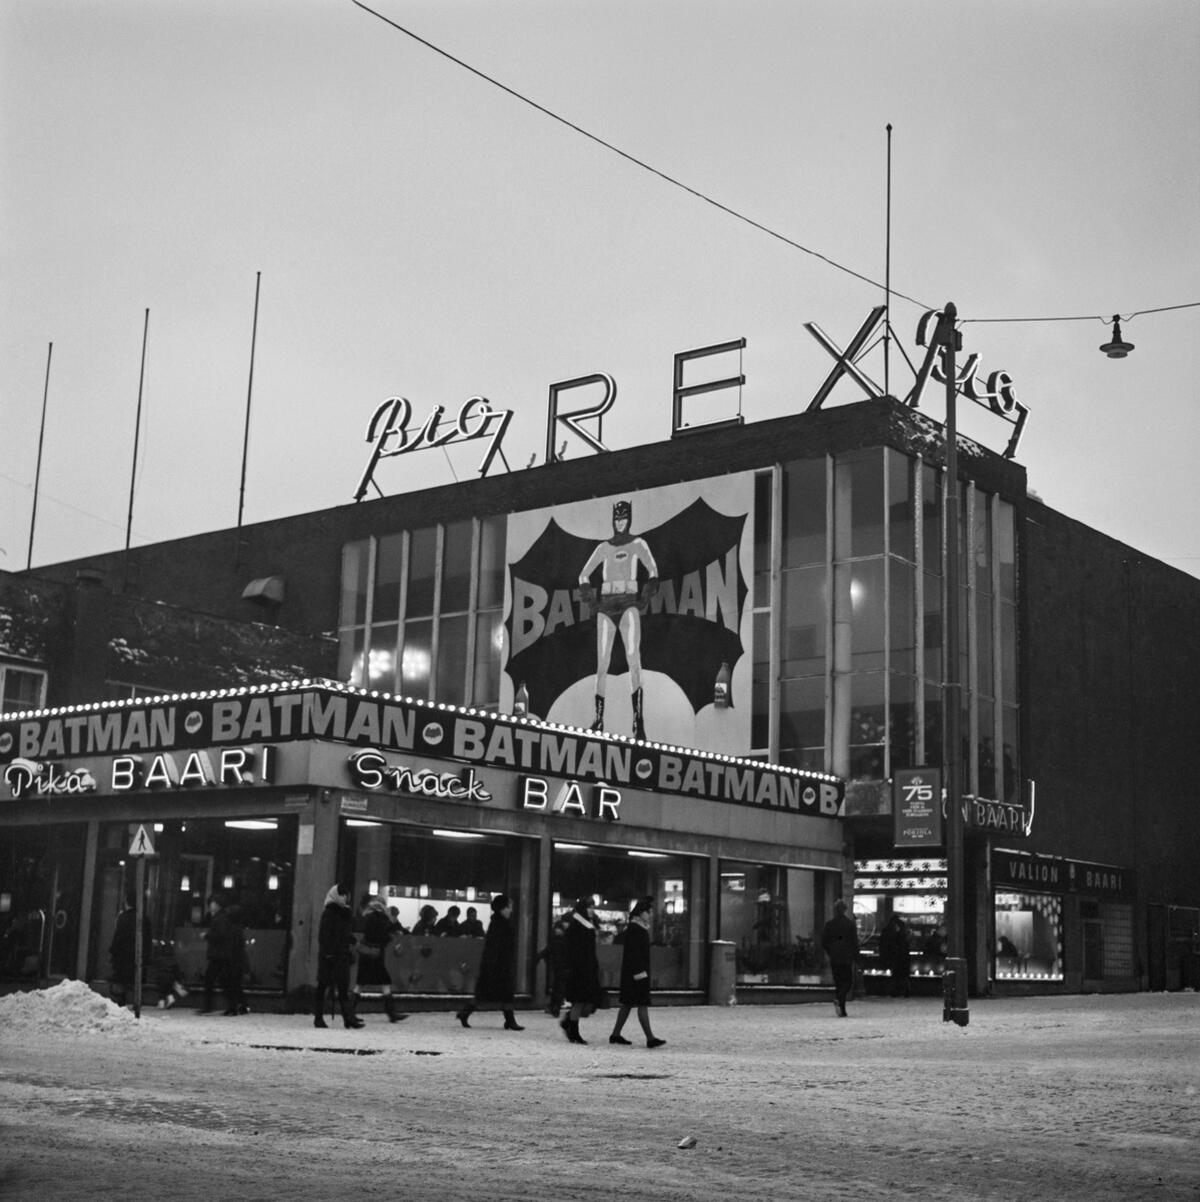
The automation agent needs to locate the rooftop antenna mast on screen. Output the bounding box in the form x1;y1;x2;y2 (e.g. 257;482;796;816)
884;123;893;398
236;271;262;567
27;342;53;569
124;309;150;592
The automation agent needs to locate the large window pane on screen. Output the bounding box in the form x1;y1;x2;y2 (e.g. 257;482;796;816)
977;697;996;798
373;533;404;623
850;559;885;671
551;845;702;991
435;614;469;704
838;448;884;558
754;470;773;602
339;626;366;688
995;891;1063;981
923;571;943;682
889;673;917;772
976;594;995;698
719;862;832;985
477;516;507;610
889;559;916;675
973;490;993;597
780;676;825;763
887;449;916;562
340;540;370;628
921;463;942;576
343;823;525;996
401;619;432;699
441;520;473;614
782;458;826;568
1002;705;1020;803
850;673;886;780
781;566;826;676
406;527;437;618
1000;602;1017;706
997;501;1016;601
367;623;399;692
473;611;504;709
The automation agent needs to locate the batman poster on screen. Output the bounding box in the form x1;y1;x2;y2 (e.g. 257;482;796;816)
504;474;755;752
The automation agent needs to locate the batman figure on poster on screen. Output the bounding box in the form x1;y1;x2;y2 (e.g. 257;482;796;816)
506;496;747;739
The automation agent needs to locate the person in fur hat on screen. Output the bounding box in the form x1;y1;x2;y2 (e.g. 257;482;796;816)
609;897;666;1048
351;893;406;1023
313;884;362;1029
455;894;523;1031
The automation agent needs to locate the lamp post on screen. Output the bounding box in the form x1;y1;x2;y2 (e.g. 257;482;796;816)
935;301;969;1028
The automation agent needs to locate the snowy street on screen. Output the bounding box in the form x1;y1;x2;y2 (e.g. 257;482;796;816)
1;984;1197;1201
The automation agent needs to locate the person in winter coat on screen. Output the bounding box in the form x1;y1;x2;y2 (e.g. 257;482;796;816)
201;893;247;1015
535;916;569;1016
410;905;439;937
560;897;604;1044
351;893;405;1023
608;897;665;1048
879;912;912;997
108;890;151;1008
314;884;363;1030
821;898;860;1017
455;894;523;1031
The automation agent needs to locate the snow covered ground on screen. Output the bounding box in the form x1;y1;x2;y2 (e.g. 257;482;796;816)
1;982;1197;1201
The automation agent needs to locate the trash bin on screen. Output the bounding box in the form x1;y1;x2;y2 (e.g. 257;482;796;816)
708;940;737;1006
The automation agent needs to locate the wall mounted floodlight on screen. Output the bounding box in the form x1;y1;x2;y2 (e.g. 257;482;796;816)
1100;316;1135;358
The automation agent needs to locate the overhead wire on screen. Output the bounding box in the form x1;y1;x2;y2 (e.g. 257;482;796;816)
348;1;1198;332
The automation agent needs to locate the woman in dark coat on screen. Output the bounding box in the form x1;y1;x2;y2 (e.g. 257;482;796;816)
455;894;523;1031
108;890;151;1008
313;884;363;1030
352;893;405;1023
560;896;603;1045
608;897;665;1048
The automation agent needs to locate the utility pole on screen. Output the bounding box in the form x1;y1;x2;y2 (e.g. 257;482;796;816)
936;301;969;1028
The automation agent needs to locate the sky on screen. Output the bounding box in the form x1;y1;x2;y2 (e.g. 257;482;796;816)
2;0;1198;578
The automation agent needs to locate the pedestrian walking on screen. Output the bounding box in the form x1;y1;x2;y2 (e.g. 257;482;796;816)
108;890;151;1009
456;894;523;1031
535;915;569;1016
352;893;405;1023
879;912;912;997
821;898;859;1017
609;897;665;1048
313;884;363;1030
560;897;604;1044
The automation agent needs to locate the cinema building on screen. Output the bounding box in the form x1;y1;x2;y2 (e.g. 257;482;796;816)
3;379;1198;1005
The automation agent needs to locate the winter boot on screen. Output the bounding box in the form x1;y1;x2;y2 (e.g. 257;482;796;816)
631;687;646;741
589;694;605;733
456;1005;474;1028
503;1010;524;1031
383;994;403;1023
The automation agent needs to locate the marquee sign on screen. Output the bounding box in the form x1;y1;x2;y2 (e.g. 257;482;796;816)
0;683;843;818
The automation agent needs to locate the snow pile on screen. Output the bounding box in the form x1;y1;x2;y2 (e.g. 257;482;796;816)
0;979;160;1038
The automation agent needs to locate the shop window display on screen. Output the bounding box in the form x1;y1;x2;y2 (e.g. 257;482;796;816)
91;816;297;1000
340;822;527;996
720;861;832;986
994;891;1064;980
550;844;702;992
853;859;949;982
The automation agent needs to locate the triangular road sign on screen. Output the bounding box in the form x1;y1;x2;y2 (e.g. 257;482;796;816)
128;824;156;857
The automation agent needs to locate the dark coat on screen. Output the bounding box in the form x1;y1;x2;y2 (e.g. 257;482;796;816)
474;911;516;1004
618;918;653;1008
356;906;394;987
880;918;911;977
563;909;603;1007
318;901;357;964
821;912;859;967
205;907;244;966
109;908;152;987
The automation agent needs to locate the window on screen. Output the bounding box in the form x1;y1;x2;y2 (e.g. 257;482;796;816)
1;663;47;714
994;891;1064;981
720;861;837;986
550;843;703;991
338;517;507;708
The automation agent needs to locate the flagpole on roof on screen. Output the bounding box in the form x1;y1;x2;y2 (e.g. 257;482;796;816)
124;309;150;591
27;341;53;570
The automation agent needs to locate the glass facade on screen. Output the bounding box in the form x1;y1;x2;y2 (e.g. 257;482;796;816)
339;516;507;709
750;449;1019;799
1;662;46;714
